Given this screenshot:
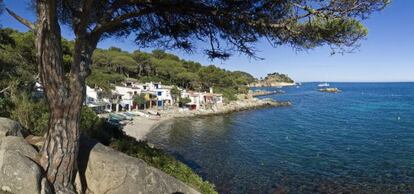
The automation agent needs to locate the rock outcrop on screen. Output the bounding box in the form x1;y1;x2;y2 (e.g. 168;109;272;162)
249;72;295;88
0;117;25;138
319;88;341;93
0;117;200;194
0;136;51;194
75;137;200;194
170;97;291;118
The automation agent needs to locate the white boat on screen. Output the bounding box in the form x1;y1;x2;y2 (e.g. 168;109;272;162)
318;82;330;87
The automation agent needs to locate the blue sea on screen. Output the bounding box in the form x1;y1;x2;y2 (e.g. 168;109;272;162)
146;83;414;194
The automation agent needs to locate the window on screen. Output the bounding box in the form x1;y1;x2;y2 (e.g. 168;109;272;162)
157;91;162;96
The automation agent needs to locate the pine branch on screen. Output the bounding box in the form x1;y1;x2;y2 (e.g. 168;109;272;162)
6;8;35;30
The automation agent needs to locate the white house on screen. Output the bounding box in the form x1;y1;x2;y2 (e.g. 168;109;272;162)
154;88;173;108
112;83;143;112
181;88;223;110
111;81;174;111
181;91;203;110
142;82;173;109
85;86;111;113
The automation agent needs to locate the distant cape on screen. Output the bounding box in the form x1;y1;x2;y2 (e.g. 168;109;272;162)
249;72;295;87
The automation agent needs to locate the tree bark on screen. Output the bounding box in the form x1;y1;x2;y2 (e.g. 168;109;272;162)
35;1;97;193
35;1;76;193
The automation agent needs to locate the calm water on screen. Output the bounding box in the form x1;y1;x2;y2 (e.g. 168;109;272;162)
146;83;414;194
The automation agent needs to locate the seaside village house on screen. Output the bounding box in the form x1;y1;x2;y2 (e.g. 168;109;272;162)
181;87;223;110
38;80;223;114
85;81;174;113
85;86;112;113
142;82;174;108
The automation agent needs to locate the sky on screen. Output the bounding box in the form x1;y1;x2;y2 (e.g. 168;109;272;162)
1;1;413;82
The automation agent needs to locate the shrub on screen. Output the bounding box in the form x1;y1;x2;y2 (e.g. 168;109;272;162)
10;93;49;136
215;87;238;102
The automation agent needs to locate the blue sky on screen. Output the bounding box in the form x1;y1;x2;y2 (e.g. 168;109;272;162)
1;1;413;82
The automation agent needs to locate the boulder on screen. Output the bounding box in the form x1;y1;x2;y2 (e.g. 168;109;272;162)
0;117;25;139
26;135;46;149
0;136;51;194
76;137;200;194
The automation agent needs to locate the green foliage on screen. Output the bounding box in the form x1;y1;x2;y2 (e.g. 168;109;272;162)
0;28;36;90
9;92;49;136
87;69;124;94
133;93;146;105
55;0;386;60
0;28;46;134
80;106;101;133
179;97;191;105
214;87;238;102
0;96;12;117
90;48;255;101
262;72;294;83
170;86;181;102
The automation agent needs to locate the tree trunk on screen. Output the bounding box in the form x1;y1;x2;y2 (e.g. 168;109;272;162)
35;1;97;193
35;1;76;193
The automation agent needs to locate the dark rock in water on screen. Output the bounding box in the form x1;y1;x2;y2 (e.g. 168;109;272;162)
319;88;341;93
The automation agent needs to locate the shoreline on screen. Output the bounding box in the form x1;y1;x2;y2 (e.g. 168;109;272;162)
122;98;291;141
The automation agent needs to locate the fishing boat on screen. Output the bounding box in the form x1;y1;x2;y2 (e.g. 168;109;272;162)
119;112;134;120
109;113;127;121
318;82;330;87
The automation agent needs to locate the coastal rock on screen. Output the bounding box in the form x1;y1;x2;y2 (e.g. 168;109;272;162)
0;117;25;139
76;137;200;194
249;81;296;88
319;88;341;93
0;136;50;194
249;90;285;97
25;135;46;149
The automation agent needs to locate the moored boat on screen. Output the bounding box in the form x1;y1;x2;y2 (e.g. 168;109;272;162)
318;82;330;87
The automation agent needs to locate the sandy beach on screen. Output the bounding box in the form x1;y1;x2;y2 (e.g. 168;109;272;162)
120;98;291;141
122;116;174;141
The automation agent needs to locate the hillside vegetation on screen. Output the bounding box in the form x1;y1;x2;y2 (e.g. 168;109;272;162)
90;47;255;100
262;73;294;83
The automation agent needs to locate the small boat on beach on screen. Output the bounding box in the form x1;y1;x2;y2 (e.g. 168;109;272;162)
119;112;134;120
109;113;126;120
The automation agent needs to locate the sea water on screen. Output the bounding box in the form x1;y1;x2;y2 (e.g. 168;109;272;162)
146;83;414;193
